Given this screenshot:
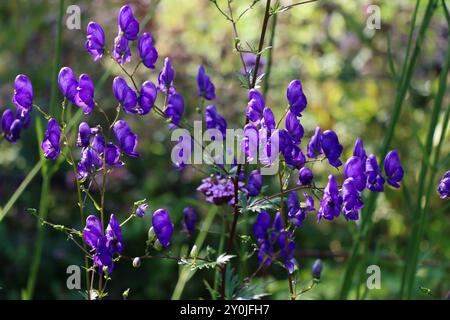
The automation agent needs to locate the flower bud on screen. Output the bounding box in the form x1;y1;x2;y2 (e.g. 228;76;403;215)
153;239;163;251
312;259;323;280
190;245;198;259
132;257;141;268
148;226;156;242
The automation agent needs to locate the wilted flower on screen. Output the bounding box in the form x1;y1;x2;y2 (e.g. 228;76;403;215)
137;81;157;115
112;34;131;64
1;109;22;143
247;170;262;197
286;79;307;116
298;167;314;185
437;171;450;199
342;177;364;221
118;4;139;41
246;89;265;123
366;154;385;192
152;209;174;248
307;127;322;159
158;57;175;92
113;120;139;157
312;259;323;279
164;93;184;126
318;174;342;221
41;118;61;160
182;206;198;236
138;32;158;69
12;74;33;116
197;65;215;100
344;156;366;192
384;150;404;188
86;22;105;61
204;105;227;136
113;77;138;113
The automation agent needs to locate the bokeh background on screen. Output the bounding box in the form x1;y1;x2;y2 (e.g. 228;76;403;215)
0;0;448;299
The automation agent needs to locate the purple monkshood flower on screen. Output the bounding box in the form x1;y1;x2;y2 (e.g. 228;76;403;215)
113;120;139;157
86;22;105;61
277;230;297;274
182;207;198;236
83;215;103;249
112;34;131;64
118;4;139;41
298;167;314;185
1;109;22;143
342;177;364;221
353;138;367;164
113;77;138;113
75;74;95;114
204;105;227;136
106;214;124;254
246;89;265;123
58;67;78;104
138;32;158;69
253;211;271;240
366;154;385;192
307;127;322;158
384;150;404;188
197;65;216;100
318;174;342;221
77;122;92;147
241;53;265;76
12;74;33;116
138;81;157;115
437;171;450;199
165;92;184;126
158;57;175;92
285;111;304;145
77;147;103;180
287;192;304;227
286;80;307;117
262;107;276;131
247;170;263;197
321;130;343;168
344;156;366;192
197;175;245;205
283;144;306;169
242;123;259;162
41;118;61;160
304;192;315;212
105;143;124;167
135;202;148;218
152;209;174;248
312;259;323;279
16;108;31;129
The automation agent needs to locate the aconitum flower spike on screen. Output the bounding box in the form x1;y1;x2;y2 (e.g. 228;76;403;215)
83;215;103;249
253;211;271;240
344;156;366;192
437;171;450;199
105;143;124;167
164;93;184;126
113;120;139;157
77;122;91;147
12;74;33;116
247;170;262;197
113;77;138;113
197;65;216;100
158;57;175;91
58;67;78;104
366;154;385;192
86;22;105;61
75;74;95;114
312;259;323;279
138;32;158;69
318;174;342;221
285;111;304;144
118;4;139;41
138;81;157;115
262;107;275;131
41;118;61;160
321;130;343;168
384;150;404;188
298;167;314;185
1;109;22;143
286;79;307;116
204;105;227;136
307;127;322;158
152;208;174;248
106;214;124;254
246;89;265;122
112;34;131;64
342;177;364;221
353;138;367;164
182;207;198;236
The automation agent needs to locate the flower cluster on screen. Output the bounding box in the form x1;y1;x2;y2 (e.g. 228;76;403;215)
197;174;246;205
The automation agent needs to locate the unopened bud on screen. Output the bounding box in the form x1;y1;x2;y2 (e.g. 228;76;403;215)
312;259;323;280
190;245;198;258
132;257;141;268
148;227;156;242
153;239;163;251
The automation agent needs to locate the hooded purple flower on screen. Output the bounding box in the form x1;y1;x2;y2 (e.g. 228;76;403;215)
158;57;175;92
247;170;262;197
41;118;61;160
242;53;265;76
344;156;366;192
197;65;216;100
135;202;148;218
77;148;103;180
106;214;124;254
205;105;227;136
277;230;297;274
137;81;157;115
285;111;304;144
12;74;33;116
182;207;198;236
112;34;131;64
304;192;315;212
353;138;367;164
312;259;323;279
105;143;124;167
113;120;139;158
318;174;342;221
307;127;322;158
118;4;139;41
298;167;314;185
366;154;385;192
83;215;103;249
283;144;306;169
113;77;138;113
437;171;450;199
58;67;78;104
246;89;265;123
138;32;158;69
321;130;343;168
77;122;92;147
86;22;105;61
342;177;364;221
261;107;276;131
286;79;307;116
384;150;404;188
152;209;174;248
242;123;259;162
287;191;305;227
93;237;114;273
164;93;184;126
1;109;22;143
75;74;95;114
253;211;271;240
